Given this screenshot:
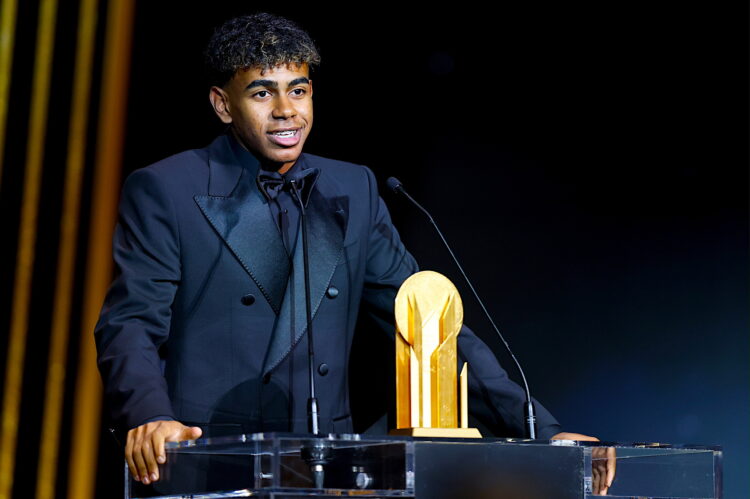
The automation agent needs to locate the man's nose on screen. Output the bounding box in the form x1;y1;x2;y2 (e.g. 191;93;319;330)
272;95;296;119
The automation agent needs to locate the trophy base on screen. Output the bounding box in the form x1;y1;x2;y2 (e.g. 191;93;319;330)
389;427;482;438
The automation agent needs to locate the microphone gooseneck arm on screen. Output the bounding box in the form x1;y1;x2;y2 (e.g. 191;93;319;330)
288;179;320;436
386;177;537;439
289;178;331;490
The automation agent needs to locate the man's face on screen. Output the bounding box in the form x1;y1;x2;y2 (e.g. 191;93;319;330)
210;63;313;172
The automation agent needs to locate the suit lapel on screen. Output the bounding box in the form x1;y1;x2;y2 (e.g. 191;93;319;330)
194;134;290;314
262;176;349;376
193;134;348;372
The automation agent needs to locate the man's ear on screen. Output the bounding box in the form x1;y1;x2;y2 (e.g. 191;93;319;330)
308;79;313;98
208;86;232;124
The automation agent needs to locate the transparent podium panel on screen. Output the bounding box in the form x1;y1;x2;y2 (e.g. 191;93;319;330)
124;434;722;499
578;442;722;498
125;433;413;498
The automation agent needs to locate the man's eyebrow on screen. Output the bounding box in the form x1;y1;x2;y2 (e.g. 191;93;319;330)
245;79;277;91
245;77;310;91
288;77;310;86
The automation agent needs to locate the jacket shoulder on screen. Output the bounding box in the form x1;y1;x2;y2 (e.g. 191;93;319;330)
123;146;209;195
303;153;370;175
134;147;208;178
302;152;376;190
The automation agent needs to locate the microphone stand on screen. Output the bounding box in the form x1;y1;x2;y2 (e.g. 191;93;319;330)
288;179;331;489
387;177;537;439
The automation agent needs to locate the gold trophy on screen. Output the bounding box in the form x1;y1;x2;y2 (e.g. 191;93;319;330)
390;271;481;438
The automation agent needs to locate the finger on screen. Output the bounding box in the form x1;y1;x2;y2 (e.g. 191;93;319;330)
594;449;611;495
141;432;159;483
592;447;606;475
154;430;167;465
606;447;617;487
147;431;165;482
592;465;601;495
132;433;150;485
169;424;202;442
182;425;202;442
125;430;139;482
163;423;183;442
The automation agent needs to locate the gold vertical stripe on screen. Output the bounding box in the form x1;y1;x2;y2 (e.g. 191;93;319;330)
0;0;59;497
35;0;99;497
0;0;18;185
67;1;135;497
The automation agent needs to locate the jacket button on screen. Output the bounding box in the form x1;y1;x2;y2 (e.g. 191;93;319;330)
262;373;272;384
326;286;339;299
317;363;329;376
241;294;256;305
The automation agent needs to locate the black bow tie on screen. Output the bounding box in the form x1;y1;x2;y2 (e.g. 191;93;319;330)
257;167;320;205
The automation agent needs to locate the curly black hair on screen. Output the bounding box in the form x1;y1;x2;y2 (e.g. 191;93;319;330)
204;13;320;87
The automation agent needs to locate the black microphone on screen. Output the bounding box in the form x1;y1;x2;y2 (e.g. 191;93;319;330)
387;176;538;439
287;178;320;436
288;178;331;489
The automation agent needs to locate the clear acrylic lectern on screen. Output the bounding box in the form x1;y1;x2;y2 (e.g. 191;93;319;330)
124;433;722;498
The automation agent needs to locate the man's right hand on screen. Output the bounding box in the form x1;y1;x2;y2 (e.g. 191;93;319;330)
125;420;202;485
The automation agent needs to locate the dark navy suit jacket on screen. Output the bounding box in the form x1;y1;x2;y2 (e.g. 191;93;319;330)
95;133;561;438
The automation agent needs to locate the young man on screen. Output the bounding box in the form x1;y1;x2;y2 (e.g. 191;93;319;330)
95;13;613;493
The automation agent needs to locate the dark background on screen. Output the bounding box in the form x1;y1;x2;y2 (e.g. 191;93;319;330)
0;1;746;497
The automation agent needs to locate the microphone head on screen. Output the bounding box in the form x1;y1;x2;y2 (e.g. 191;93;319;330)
386;177;403;193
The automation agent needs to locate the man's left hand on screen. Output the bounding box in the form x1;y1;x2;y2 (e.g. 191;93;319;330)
551;432;616;495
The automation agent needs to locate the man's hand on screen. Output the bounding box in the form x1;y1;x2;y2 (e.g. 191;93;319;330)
125;420;202;485
551;432;616;495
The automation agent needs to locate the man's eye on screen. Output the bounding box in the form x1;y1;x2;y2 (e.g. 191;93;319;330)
254;90;270;98
291;88;306;96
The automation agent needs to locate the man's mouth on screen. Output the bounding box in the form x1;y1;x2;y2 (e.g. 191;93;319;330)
267;128;301;147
